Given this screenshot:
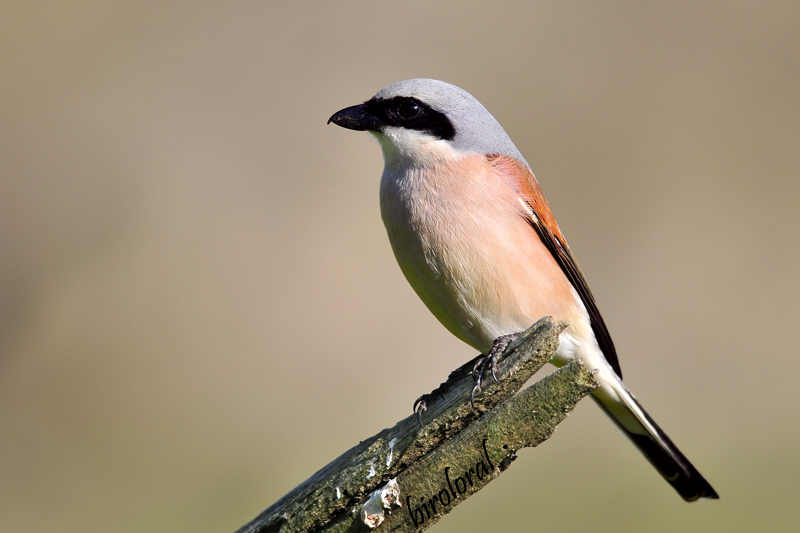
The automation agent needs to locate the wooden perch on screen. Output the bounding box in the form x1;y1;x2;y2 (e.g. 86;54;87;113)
234;317;599;533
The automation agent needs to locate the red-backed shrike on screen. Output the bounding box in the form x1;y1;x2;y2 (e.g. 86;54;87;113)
328;79;718;501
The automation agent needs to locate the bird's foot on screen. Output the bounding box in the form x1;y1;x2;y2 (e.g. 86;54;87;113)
412;357;478;426
413;392;436;427
412;332;521;424
470;333;520;409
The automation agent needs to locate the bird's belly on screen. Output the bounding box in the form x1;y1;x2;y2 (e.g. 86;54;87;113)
380;163;585;355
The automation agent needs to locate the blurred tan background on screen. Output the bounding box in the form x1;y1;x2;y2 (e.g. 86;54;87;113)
2;1;798;531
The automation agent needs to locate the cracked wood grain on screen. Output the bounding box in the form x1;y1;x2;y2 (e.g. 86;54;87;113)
234;316;598;533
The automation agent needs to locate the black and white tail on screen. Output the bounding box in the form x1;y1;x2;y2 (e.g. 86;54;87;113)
592;372;719;501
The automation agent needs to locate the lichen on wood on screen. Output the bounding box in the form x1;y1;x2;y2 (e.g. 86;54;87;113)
234;317;598;533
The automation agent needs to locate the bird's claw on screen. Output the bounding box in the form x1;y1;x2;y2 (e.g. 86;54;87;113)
414;332;519;422
413;394;429;426
469;333;519;410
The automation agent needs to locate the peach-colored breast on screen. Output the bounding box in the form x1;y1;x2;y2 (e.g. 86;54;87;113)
380;152;589;354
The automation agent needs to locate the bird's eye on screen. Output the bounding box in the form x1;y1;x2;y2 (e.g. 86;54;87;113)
398;100;421;119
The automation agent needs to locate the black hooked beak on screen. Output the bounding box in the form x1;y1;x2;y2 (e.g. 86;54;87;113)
327;104;383;131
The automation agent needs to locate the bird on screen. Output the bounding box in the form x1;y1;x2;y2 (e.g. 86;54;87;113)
328;78;718;502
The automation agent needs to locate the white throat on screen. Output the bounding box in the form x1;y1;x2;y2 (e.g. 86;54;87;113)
372;126;464;169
